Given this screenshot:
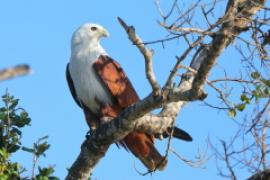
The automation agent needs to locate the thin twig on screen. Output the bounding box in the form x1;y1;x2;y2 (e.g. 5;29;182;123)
220;140;237;180
170;147;209;168
164;36;204;88
210;78;256;84
160;23;215;36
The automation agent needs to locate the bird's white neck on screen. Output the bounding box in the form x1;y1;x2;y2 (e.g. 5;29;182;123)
71;40;107;63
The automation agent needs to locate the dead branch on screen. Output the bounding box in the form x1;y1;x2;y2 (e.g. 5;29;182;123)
0;64;30;81
221;140;237;180
160;23;215;36
210;98;270;179
66;75;203;179
117;17;161;95
210;78;256;84
170;147;209;168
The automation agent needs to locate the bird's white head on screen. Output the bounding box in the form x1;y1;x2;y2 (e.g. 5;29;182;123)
71;23;109;49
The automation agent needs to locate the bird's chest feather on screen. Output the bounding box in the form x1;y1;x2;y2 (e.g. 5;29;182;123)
69;56;113;113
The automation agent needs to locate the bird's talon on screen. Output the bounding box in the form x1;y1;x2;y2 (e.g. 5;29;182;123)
85;130;93;139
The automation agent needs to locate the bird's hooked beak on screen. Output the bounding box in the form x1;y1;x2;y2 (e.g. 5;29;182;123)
100;27;109;38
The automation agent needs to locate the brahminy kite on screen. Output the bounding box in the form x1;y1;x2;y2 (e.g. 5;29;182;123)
66;23;192;171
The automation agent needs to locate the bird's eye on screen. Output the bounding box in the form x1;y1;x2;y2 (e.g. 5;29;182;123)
91;26;98;31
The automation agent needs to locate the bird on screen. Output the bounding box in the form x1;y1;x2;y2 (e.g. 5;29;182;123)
66;23;192;171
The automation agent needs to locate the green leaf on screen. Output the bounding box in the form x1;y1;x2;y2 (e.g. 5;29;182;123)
236;104;246;111
0;174;9;180
21;146;35;154
35;166;60;180
38;136;49;142
0;148;10;161
2;94;12;104
240;94;250;104
7;144;20;153
0;112;5;120
251;71;261;79
228;109;237;118
0;107;6;112
36;142;50;157
9;99;19;110
13;111;31;128
38;166;55;176
19;111;29;119
264;88;270;96
262;80;270;87
11;127;22;136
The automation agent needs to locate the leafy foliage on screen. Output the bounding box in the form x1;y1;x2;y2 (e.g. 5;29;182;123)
34;166;59;180
0;93;31;153
0;91;59;180
227;71;270;118
22;136;50;158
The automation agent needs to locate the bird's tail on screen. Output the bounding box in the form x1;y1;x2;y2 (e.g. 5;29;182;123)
154;127;193;141
171;127;193;141
137;145;168;171
124;132;167;171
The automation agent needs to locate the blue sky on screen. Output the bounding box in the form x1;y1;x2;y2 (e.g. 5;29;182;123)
0;0;257;179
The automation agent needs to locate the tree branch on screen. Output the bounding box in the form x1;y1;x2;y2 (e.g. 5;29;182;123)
66;89;194;179
190;0;265;98
160;23;215;36
248;169;270;180
117;17;161;95
0;64;30;82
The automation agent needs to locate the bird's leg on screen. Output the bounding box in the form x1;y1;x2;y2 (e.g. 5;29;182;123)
85;130;92;139
82;103;102;139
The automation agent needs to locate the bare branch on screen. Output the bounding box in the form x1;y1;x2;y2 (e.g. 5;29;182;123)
190;0;265;99
160;23;215;36
66;83;202;179
210;78;256;84
117;17;161;95
220;140;237;180
155;0;178;22
0;64;30;81
247;99;270;132
164;37;204;88
170;147;209;168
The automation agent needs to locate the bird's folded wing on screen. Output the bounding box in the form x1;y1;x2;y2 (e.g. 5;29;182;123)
93;55;139;108
66;63;82;108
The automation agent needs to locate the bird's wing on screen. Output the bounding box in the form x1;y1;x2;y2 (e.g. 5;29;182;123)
93;55;168;171
93;56;193;141
93;55;139;108
66;63;100;129
66;63;82;108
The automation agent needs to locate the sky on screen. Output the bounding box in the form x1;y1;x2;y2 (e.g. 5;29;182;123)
0;0;260;179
